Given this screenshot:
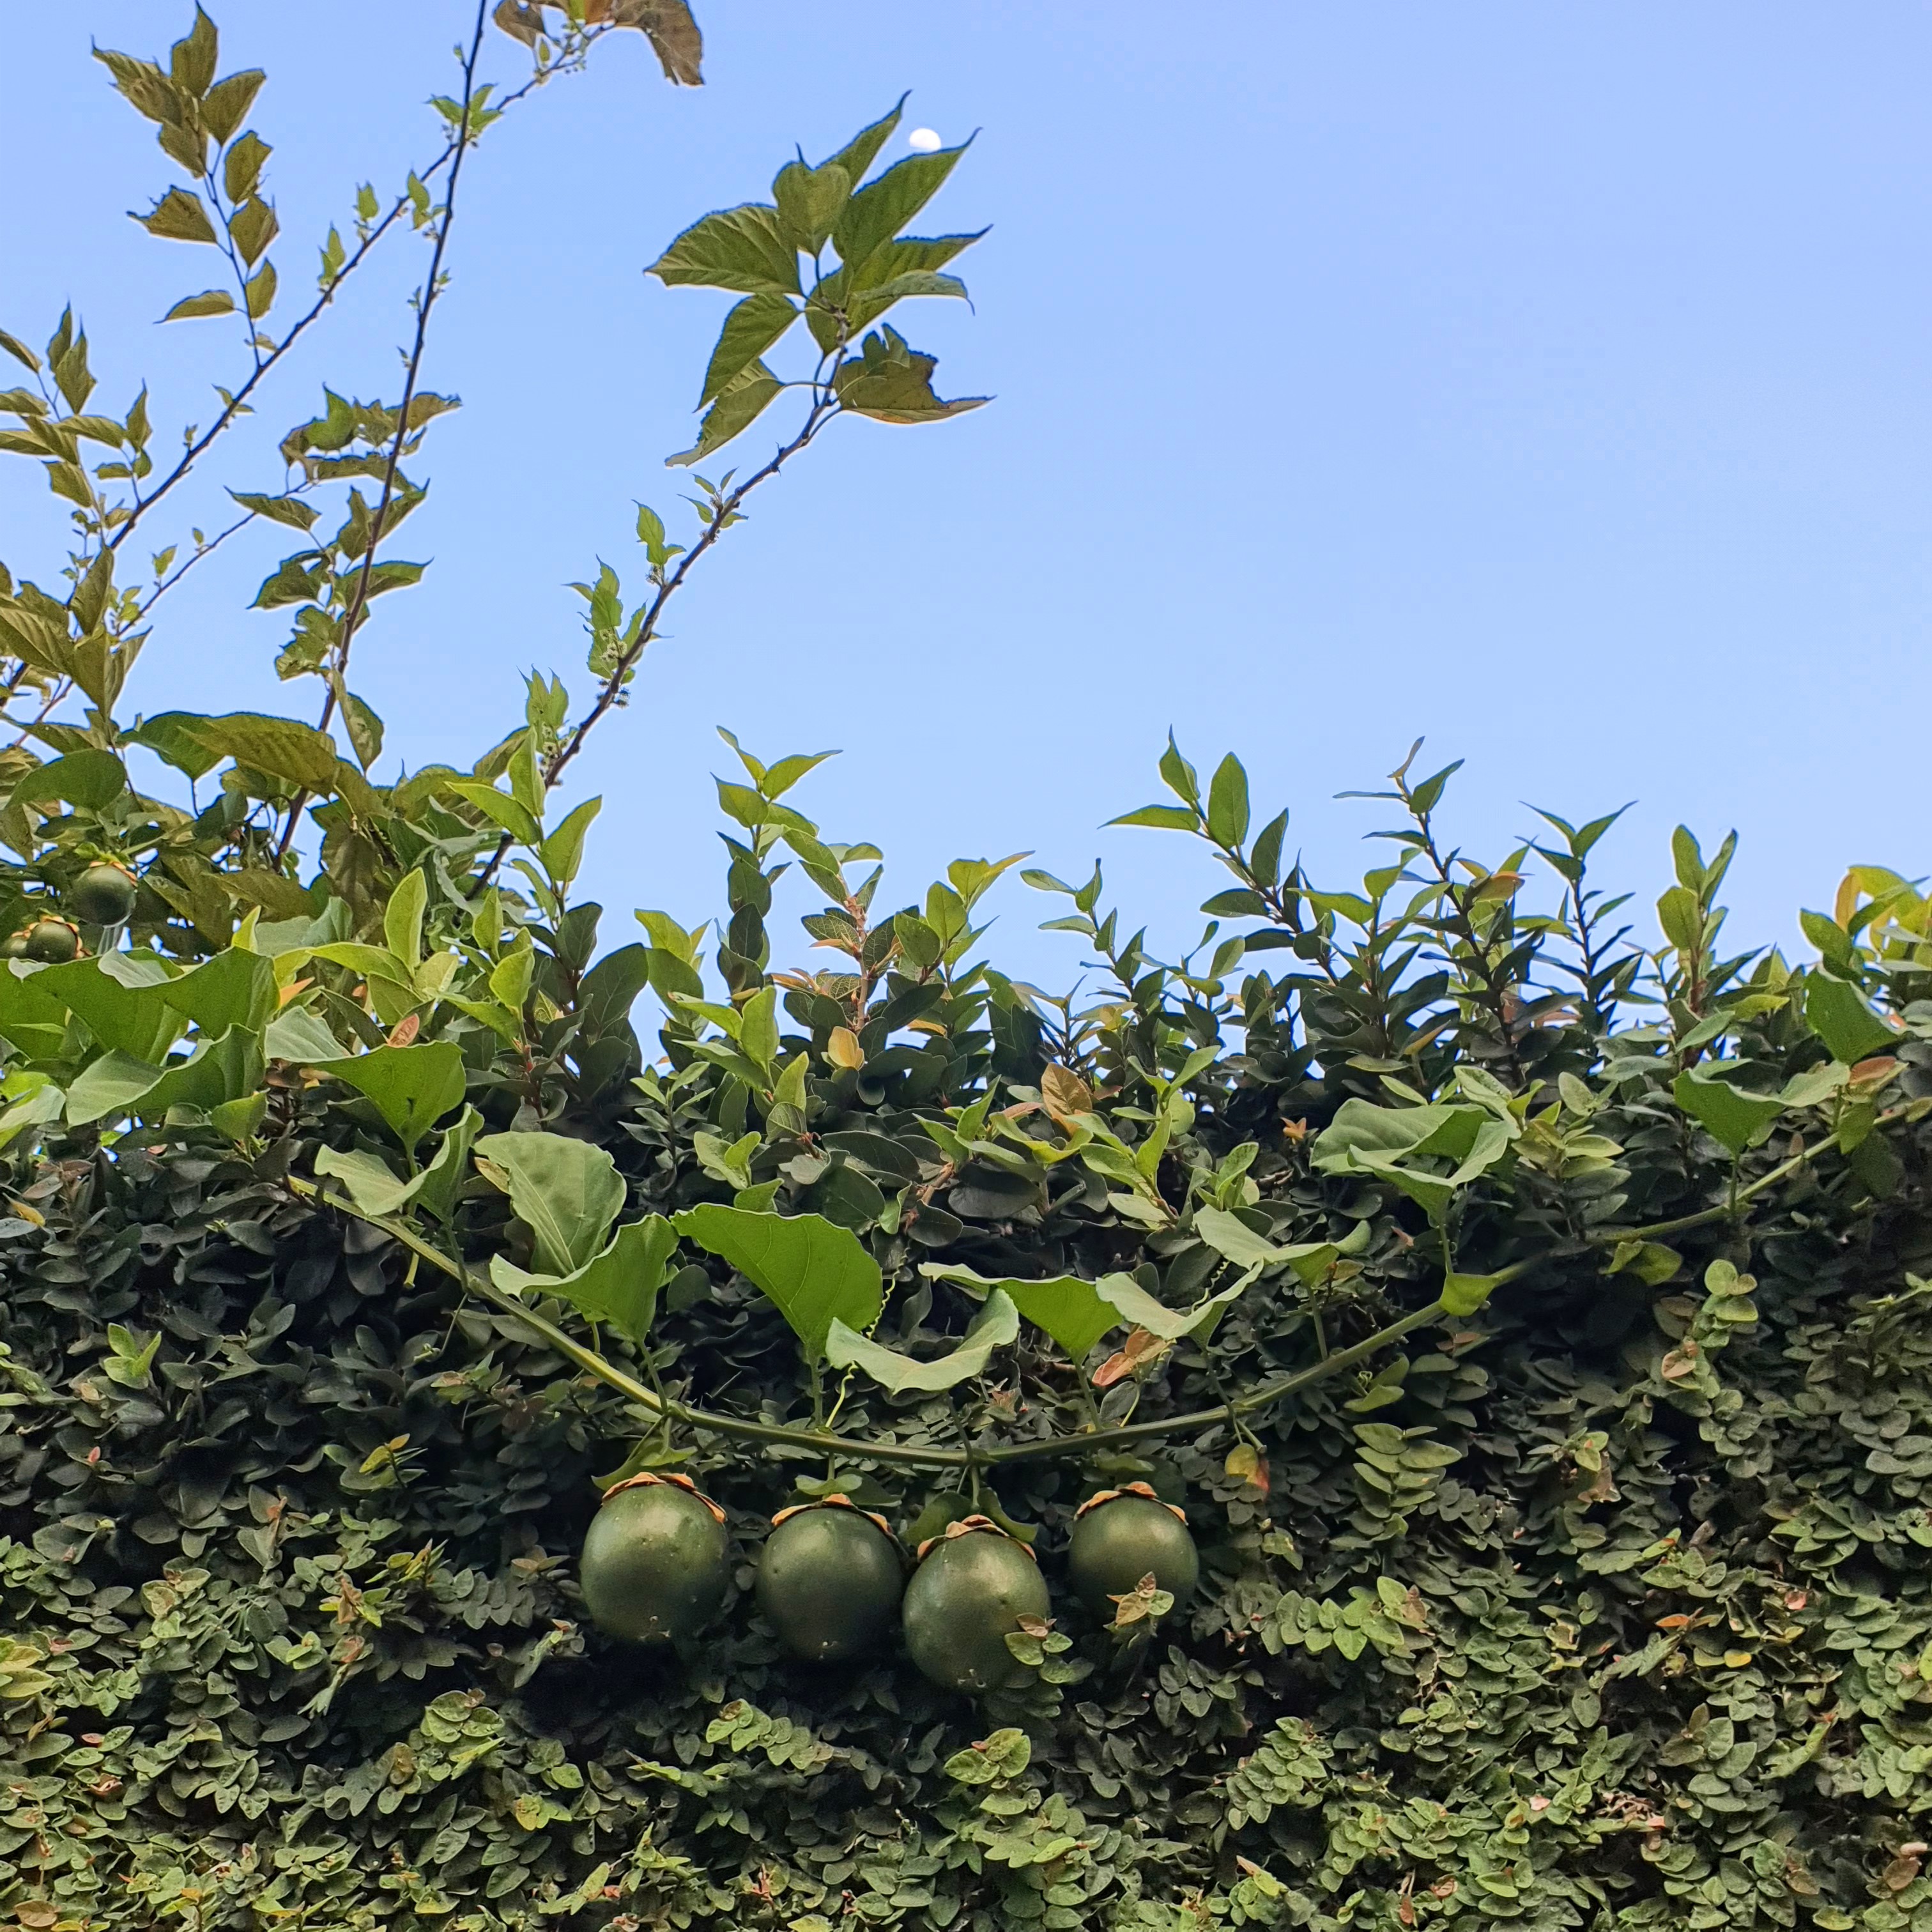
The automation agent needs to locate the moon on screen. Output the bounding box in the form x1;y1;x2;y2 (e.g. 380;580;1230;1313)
907;127;942;153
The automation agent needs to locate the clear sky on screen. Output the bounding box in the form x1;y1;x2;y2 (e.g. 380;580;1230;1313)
4;4;1928;990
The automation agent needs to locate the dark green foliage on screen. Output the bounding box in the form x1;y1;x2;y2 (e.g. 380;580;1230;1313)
0;810;1928;1927
3;13;1932;1932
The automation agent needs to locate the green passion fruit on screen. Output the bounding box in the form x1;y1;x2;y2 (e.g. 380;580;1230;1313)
0;930;29;960
578;1473;730;1644
1066;1485;1199;1620
68;862;138;927
901;1515;1050;1693
756;1498;903;1664
22;917;81;964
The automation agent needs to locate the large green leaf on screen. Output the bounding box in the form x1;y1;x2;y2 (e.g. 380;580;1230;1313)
920;1264;1119;1363
1094;1266;1261;1343
1193;1206;1344;1287
314;1144;422;1218
1673;1065;1784;1156
10;750;128;811
825;1291;1018;1393
1804;974;1896;1065
674;1204;883;1363
476;1130;625;1277
318;1043;466;1153
832;326;986;425
264;1004;345;1062
1311;1099;1512;1223
163;946;278;1037
492;1215;679;1347
129;711;224;781
772;158;850;256
34;954;182;1061
0;965;73;1061
65;1026;263;1126
171;712;340;790
413;1105;482;1223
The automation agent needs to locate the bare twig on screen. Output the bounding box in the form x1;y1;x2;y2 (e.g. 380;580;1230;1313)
472;385;847;890
272;0;496;861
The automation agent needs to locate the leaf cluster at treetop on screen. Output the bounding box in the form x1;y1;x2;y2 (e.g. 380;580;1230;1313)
1;9;1931;1931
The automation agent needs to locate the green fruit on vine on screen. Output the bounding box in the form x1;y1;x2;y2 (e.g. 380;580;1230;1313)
1066;1484;1199;1620
901;1515;1049;1693
578;1473;730;1644
0;931;29;960
68;862;138;926
22;917;81;964
756;1498;903;1663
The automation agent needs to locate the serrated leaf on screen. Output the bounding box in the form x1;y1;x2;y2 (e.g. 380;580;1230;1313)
832;326;985;425
1107;804;1197;832
136;187;218;246
832;141;971;278
648;203;799;295
163;289;236;323
773;158;850;254
667;358;783;466
698;293;797;407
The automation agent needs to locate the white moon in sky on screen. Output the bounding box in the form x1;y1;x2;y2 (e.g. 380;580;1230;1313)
907;127;942;152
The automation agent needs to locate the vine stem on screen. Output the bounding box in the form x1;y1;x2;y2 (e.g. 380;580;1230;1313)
101;27;602;565
286;1174;1473;1473
286;1099;1898;1472
473;374;848;893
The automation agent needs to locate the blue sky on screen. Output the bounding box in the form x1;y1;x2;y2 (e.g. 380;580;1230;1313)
3;4;1928;990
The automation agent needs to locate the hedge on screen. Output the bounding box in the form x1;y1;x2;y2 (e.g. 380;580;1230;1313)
3;10;1932;1932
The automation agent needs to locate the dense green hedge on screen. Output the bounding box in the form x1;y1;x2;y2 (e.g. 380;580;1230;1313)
1;772;1930;1931
4;10;1932;1929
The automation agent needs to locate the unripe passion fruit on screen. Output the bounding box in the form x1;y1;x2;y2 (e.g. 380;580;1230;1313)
1066;1485;1199;1620
0;930;29;960
756;1498;903;1663
69;862;138;927
22;917;81;964
901;1515;1049;1693
578;1473;730;1644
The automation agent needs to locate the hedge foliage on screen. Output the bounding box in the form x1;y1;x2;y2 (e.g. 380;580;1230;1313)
3;10;1932;1932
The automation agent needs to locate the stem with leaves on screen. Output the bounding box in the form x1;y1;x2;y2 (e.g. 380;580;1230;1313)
272;1;495;861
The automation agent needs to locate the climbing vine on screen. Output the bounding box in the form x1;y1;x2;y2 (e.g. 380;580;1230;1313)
1;10;1931;1931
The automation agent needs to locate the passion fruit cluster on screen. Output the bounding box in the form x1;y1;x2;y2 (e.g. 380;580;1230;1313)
1;862;139;963
576;1475;1201;1694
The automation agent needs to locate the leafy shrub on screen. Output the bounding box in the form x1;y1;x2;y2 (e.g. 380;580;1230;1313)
2;12;1931;1932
